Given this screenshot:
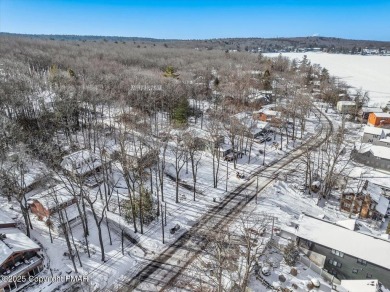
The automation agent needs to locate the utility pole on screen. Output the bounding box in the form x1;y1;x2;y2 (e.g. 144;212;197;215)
165;202;167;226
225;160;229;192
117;190;121;216
263;133;267;165
161;204;165;244
271;215;275;240
256;174;259;204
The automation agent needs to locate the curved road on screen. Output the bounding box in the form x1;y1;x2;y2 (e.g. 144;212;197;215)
119;108;332;292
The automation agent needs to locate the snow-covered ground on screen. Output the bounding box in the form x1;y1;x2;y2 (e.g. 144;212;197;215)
266;52;390;107
0;106;321;291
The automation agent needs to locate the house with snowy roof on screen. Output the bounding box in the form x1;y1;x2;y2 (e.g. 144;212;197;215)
0;153;49;195
234;112;270;139
373;136;390;148
358;107;384;122
255;109;281;123
0;227;43;291
0;213;16;229
340;180;390;220
361;126;390;143
352;144;390;171
367;112;390;127
336;101;356;114
290;214;390;288
27;184;81;229
339;279;380;292
61;149;111;178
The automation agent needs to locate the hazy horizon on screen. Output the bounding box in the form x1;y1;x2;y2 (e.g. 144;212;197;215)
1;0;389;41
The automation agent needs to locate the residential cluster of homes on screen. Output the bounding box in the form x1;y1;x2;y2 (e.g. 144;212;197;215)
281;213;390;290
183;103;282;159
336;99;390;171
354;123;390;172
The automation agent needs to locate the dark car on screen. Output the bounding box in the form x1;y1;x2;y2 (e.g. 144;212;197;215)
224;153;235;161
170;224;181;234
260;137;272;143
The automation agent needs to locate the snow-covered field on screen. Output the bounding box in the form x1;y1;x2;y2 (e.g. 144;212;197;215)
266;52;390;107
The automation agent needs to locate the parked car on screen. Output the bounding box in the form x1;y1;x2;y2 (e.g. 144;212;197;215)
170;224;181;234
260;137;272;143
224;153;235;161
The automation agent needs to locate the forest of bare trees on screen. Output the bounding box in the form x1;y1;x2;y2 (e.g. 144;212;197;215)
0;34;353;290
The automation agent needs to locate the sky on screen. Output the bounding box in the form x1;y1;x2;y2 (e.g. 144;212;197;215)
1;0;390;41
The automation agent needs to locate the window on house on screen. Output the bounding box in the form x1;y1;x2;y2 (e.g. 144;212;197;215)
366;274;372;279
344;203;351;208
328;259;342;268
352;269;358;274
357;258;367;265
331;249;344;257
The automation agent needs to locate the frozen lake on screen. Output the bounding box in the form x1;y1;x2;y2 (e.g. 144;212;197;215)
265;52;390;107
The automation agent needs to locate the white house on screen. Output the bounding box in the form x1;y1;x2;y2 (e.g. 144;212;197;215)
290;214;390;287
354;144;390;171
361;126;390;143
337;101;356;114
61;149;110;177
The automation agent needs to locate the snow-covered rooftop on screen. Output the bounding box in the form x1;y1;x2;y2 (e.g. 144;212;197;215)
372;112;390;118
61;149;103;176
296;214;390;269
361;107;383;113
359;144;390;160
337;101;356;105
362;125;390;136
262;103;276;110
234;112;270;135
52;204;80;226
1;154;48;189
376;196;390;216
368;145;390;160
0;228;41;265
28;184;76;211
364;182;384;202
258;109;281;116
336;219;356;231
0;213;15;226
379;137;390;143
340;279;379;292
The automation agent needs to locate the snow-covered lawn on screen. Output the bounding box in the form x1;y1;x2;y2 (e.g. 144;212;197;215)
266;52;390;107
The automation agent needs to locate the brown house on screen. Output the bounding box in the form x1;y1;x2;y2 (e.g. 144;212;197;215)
0;228;43;291
28;184;77;221
340;193;375;218
340;181;389;221
256;109;281;123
